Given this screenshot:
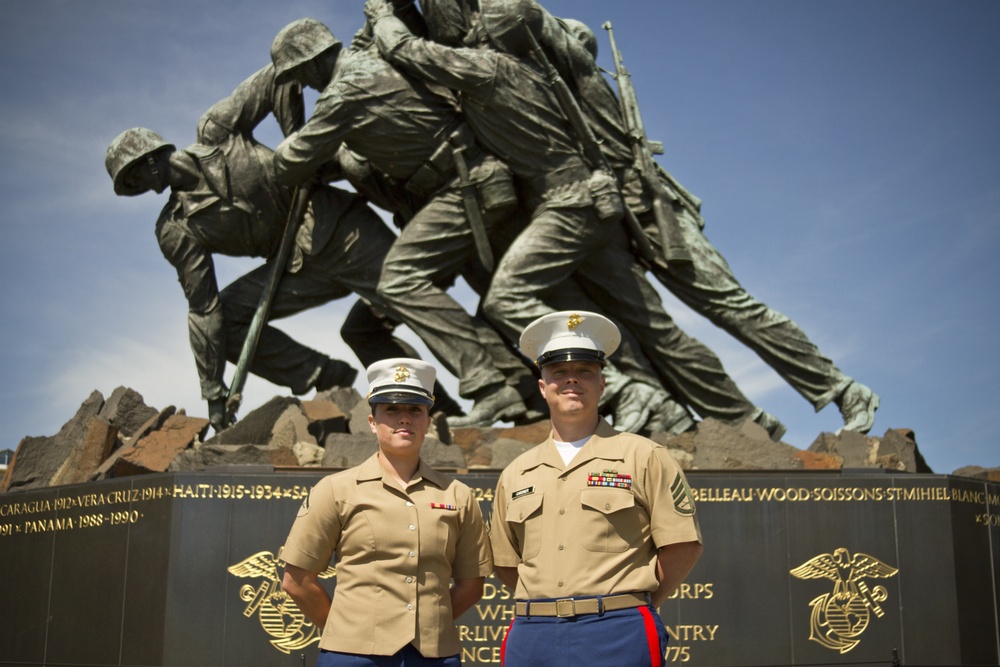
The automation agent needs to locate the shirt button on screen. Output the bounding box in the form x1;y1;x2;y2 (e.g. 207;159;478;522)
409;551;416;558
406;501;413;507
409;524;415;531
605;503;611;510
406;576;413;583
559;508;565;515
558;544;564;550
407;604;413;611
558;580;564;587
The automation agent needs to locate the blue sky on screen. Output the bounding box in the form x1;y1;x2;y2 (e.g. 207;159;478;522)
1;1;997;474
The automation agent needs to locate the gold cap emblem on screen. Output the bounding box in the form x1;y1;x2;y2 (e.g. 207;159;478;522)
393;366;411;383
567;313;583;330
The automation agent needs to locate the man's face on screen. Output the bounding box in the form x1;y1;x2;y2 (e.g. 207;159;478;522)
368;402;430;456
290;47;339;91
539;360;605;418
292;59;325;91
125;151;170;194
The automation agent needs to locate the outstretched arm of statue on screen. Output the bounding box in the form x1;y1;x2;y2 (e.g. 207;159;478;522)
272;81;358;188
366;0;496;95
196;64;304;146
282;564;333;629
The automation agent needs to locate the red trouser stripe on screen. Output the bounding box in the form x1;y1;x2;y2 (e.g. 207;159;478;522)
638;606;662;667
500;618;514;665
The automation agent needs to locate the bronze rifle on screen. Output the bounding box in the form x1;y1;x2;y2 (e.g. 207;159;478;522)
603;21;692;265
516;16;657;266
224;184;313;425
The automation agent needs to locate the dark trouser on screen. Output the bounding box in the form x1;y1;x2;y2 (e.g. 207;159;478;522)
484;205;756;422
220;197;402;394
318;644;460;667
340;300;463;414
377;185;520;399
501;606;667;667
645;204;851;409
460;205;665;404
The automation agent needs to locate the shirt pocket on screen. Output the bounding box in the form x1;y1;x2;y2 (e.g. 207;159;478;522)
434;504;461;561
506;492;544;560
580;488;642;553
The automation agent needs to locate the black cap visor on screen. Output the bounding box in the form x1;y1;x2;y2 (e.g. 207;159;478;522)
368;387;434;407
536;348;606;368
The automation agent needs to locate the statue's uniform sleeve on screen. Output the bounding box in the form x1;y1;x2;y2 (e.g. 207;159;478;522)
371;14;498;96
155;201;227;401
272;80;358;188
197;64;305;145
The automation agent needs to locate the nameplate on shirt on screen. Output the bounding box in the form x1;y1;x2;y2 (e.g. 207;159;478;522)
587;469;632;489
511;486;535;500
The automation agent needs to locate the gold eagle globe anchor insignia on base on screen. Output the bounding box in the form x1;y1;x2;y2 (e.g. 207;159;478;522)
790;547;898;654
228;549;337;654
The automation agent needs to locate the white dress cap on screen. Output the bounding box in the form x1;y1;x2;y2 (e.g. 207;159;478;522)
366;358;436;406
519;311;621;368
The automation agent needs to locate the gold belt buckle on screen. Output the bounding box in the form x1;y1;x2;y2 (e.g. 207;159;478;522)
555;598;576;618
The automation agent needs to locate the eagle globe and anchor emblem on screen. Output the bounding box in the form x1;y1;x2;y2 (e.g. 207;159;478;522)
790;547;899;654
228;548;336;654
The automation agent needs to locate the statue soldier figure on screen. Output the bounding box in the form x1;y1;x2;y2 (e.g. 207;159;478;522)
191;42;467;419
270;18;535;428
536;5;880;433
271;17;707;435
104;119;416;431
366;0;787;438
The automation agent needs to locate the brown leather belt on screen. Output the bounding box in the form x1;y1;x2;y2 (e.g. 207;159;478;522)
514;592;649;618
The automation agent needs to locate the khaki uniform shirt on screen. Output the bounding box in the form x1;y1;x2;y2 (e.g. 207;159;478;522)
490;419;701;600
281;454;493;657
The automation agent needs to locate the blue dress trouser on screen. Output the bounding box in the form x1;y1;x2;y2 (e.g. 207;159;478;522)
501;606;668;667
317;644;460;667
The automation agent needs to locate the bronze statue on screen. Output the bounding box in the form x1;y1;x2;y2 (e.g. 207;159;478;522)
543;6;880;433
104;109;452;430
399;0;880;435
269;17;693;433
269;18;532;427
366;0;788;439
104;1;881;439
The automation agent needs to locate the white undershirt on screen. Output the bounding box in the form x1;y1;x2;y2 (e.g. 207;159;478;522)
553;437;591;465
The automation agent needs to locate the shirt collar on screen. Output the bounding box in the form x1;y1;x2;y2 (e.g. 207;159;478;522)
355;452;448;489
521;419;623;473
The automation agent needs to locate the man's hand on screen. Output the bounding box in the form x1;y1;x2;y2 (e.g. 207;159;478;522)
208;397;229;433
351;24;375;49
364;0;395;24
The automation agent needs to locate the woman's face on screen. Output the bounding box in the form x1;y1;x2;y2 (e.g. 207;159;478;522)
368;402;430;457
